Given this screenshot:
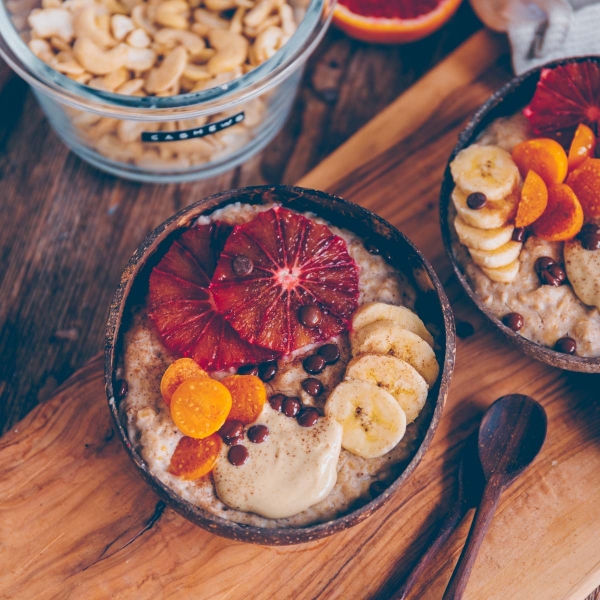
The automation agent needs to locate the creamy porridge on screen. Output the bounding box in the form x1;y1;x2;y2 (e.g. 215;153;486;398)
121;202;439;527
449;107;600;357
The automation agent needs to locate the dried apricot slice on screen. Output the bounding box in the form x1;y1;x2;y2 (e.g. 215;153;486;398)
512;139;568;186
170;377;232;439
568;124;596;171
516;170;548;227
531;183;584;242
168;433;222;480
221;375;267;425
160;358;208;406
567;158;600;219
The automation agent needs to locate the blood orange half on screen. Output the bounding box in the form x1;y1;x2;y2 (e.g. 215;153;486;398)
332;0;463;44
524;61;600;135
210;207;360;355
148;223;278;371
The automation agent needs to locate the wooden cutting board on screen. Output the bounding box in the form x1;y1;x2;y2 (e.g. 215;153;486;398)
2;31;600;600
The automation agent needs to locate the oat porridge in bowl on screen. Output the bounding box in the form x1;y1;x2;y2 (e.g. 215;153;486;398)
105;185;455;544
441;58;600;373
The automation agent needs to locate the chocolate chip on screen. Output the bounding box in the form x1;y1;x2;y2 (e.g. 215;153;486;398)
282;397;301;417
297;407;319;427
548;264;566;283
503;312;524;331
512;227;526;243
116;379;128;399
302;377;323;397
228;445;249;466
580;223;600;250
365;241;380;255
369;481;388;497
237;364;259;376
232;255;253;276
318;343;340;365
219;420;244;445
582;232;600;250
298;304;323;328
555;336;577;355
456;321;475;339
535;256;555;274
303;354;326;374
247;424;269;443
269;393;286;412
466;192;487;209
540;269;561;287
258;361;278;382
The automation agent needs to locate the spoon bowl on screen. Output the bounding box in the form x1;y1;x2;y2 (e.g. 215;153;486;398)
478;394;548;481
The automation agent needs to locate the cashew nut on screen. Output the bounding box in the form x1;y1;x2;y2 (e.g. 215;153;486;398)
28;8;74;42
103;65;130;89
131;4;157;35
182;63;211;81
193;8;228;30
252;25;282;63
51;49;86;74
279;3;296;37
145;45;187;93
204;0;237;11
28;38;54;63
207;29;248;75
73;37;128;74
96;133;143;160
115;77;145;95
229;6;245;34
117;119;157;143
244;0;273;28
153;28;205;56
154;0;189;29
124;46;156;70
126;27;151;47
73;6;117;48
49;35;72;52
111;14;135;40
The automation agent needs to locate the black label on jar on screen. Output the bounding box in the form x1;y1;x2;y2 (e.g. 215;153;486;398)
141;111;245;142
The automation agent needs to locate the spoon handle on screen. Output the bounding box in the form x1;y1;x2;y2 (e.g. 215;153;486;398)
442;477;503;600
391;500;467;600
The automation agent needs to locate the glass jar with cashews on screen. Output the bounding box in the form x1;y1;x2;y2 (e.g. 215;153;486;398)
0;0;334;182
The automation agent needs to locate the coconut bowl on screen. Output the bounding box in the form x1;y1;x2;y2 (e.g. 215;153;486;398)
440;56;600;374
105;184;455;545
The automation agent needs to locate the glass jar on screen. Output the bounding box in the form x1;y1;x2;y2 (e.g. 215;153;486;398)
0;0;335;182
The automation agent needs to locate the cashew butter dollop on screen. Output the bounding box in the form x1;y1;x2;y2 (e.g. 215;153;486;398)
213;405;343;519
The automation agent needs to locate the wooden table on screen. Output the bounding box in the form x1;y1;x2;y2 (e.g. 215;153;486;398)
1;5;599;600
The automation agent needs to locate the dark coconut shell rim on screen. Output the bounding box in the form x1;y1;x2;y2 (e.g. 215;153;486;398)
440;55;600;373
105;184;456;546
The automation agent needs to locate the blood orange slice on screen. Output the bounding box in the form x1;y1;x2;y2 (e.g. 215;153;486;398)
210;207;360;355
332;0;463;44
148;223;278;371
524;61;600;135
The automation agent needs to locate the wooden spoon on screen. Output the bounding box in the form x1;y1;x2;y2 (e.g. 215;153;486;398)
392;433;485;600
443;394;547;600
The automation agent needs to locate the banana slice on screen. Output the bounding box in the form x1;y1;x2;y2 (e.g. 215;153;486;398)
469;240;522;269
345;355;428;424
351;320;439;387
564;238;600;310
454;216;514;251
450;144;520;201
451;187;519;230
352;302;434;347
480;259;521;283
325;380;406;459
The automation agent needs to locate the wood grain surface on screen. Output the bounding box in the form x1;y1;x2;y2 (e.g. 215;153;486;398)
3;29;600;600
